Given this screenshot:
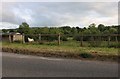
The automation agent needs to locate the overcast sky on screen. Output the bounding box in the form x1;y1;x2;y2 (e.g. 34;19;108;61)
0;1;118;29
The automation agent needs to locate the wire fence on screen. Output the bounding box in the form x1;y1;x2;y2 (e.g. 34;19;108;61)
1;34;120;48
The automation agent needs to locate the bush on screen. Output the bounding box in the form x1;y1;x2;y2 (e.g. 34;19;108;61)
79;52;93;58
47;42;57;46
73;35;91;41
73;35;81;41
14;40;23;43
88;41;102;47
61;35;68;41
108;43;120;48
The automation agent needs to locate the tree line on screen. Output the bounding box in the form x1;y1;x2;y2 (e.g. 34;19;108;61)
2;22;119;34
2;22;119;41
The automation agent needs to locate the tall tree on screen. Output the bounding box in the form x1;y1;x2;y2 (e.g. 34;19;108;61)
88;23;96;28
88;23;100;34
18;22;30;34
98;24;105;32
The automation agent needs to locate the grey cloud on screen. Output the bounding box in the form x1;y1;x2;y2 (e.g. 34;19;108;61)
2;2;26;25
90;2;118;17
1;2;118;28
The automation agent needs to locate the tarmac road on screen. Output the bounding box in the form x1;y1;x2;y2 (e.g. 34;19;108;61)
2;52;118;77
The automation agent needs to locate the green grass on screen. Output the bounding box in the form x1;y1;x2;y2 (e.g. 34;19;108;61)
1;41;119;61
1;41;118;56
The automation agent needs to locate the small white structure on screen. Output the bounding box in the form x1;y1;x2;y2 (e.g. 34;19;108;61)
2;32;23;42
28;37;34;42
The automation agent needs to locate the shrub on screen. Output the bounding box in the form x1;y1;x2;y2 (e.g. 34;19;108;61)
88;41;102;47
108;43;120;48
73;35;91;41
73;35;81;41
61;35;68;41
14;40;23;43
79;52;93;58
47;42;57;46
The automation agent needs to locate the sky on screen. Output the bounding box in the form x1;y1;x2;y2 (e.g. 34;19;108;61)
0;0;119;29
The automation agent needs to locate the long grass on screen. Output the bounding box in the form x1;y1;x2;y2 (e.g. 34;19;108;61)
1;41;118;56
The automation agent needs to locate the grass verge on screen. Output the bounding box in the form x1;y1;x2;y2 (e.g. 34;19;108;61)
1;42;119;62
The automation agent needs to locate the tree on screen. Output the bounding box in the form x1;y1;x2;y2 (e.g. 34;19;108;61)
9;29;17;32
2;29;8;33
109;28;117;34
83;29;91;35
60;26;71;34
88;23;96;28
98;24;105;32
49;27;61;34
88;23;100;34
71;27;77;35
76;26;83;33
40;27;49;34
18;22;30;34
103;30;109;34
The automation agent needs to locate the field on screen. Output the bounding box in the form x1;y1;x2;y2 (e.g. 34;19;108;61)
1;41;119;62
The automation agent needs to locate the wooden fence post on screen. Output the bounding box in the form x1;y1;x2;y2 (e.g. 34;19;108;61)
58;33;60;45
9;34;11;43
115;36;118;48
80;35;83;47
39;34;41;42
22;33;25;43
108;35;110;47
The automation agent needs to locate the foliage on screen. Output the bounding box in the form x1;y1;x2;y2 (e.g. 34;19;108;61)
98;24;105;32
79;52;93;58
18;22;31;34
61;35;68;41
2;22;119;43
2;42;118;61
3;22;118;36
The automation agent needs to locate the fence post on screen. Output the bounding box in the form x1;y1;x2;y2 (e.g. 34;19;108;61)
22;33;25;43
58;33;60;45
115;36;118;48
108;35;110;47
39;34;41;42
80;35;83;47
9;34;11;43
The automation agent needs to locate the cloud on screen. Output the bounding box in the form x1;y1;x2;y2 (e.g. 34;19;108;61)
2;2;25;25
0;22;19;29
1;2;118;29
1;0;119;2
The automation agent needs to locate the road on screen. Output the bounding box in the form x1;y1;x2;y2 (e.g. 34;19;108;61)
2;52;118;77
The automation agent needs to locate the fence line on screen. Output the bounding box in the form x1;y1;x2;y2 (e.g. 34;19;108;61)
1;34;120;47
